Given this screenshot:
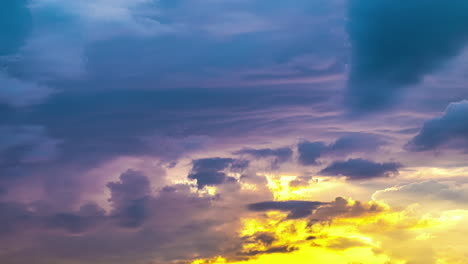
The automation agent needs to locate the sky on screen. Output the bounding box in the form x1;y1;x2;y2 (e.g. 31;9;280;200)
1;1;468;264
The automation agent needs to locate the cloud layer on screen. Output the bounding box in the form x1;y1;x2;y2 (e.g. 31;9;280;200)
347;0;468;111
1;1;468;264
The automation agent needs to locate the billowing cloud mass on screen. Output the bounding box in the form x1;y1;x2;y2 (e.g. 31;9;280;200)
2;1;468;264
407;100;468;151
347;0;468;111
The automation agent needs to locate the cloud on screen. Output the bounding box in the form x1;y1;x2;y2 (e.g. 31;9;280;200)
0;126;61;175
12;0;171;80
242;232;277;247
233;147;293;168
0;200;106;237
248;201;327;219
0;85;329;204
0;170;250;264
326;133;386;156
406;100;468;151
311;197;386;220
188;158;249;188
297;133;386;166
322;237;370;250
46;203;106;234
297;141;327;165
373;180;468;207
346;0;468;111
0;72;53;107
106;170;152;228
239;245;298;257
320;158;402;180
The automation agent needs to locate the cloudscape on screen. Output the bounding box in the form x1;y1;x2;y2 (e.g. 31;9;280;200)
2;1;468;264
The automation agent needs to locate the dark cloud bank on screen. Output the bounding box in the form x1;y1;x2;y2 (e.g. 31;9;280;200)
320;158;402;180
406;100;468;152
347;0;468;111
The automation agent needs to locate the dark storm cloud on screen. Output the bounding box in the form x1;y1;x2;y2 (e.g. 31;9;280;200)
188;158;249;188
0;0;342;197
248;201;327;219
297;133;386;166
320;158;402;180
346;0;468;111
406;100;468;151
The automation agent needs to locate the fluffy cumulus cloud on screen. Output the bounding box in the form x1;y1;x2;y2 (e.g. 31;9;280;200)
407;100;468;151
320;158;402;180
346;0;468;111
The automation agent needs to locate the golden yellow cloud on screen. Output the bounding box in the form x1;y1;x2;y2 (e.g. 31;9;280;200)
192;197;468;264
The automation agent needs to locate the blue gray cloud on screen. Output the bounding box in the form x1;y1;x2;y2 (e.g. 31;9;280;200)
320;158;402;180
297;133;386;166
233;147;293;169
248;200;327;219
346;0;468;111
188;158;249;188
407;100;468;151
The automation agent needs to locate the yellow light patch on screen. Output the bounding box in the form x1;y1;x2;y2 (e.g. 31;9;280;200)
261;173;349;201
192;200;468;264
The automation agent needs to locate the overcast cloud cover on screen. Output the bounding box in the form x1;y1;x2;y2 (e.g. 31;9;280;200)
1;1;468;264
